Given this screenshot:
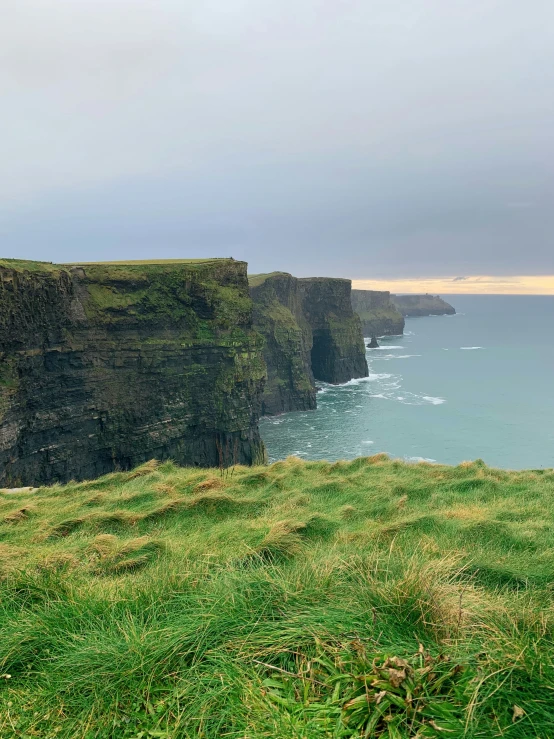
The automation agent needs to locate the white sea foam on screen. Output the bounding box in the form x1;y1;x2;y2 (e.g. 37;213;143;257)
371;390;445;406
330;373;392;388
422;395;446;405
361;440;374;445
405;456;437;463
367;372;393;380
460;346;483;350
398;393;444;406
373;345;404;350
373;354;421;360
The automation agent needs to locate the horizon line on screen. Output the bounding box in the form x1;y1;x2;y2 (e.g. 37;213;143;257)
351;275;554;295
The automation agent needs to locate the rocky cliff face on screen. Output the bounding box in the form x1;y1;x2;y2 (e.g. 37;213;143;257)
392;294;456;317
249;273;316;416
298;277;368;385
249;273;368;414
351;290;405;337
0;258;266;486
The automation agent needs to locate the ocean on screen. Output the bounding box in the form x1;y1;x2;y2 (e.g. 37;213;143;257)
259;295;554;470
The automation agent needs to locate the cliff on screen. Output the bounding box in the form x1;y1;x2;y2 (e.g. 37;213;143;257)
248;273;316;416
392;294;456;317
0;258;266;486
298;277;368;385
351;289;405;337
249;273;368;414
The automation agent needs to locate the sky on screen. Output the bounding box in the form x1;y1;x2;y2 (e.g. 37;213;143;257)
2;0;554;289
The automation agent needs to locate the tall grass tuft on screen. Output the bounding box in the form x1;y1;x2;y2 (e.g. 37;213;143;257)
1;455;554;737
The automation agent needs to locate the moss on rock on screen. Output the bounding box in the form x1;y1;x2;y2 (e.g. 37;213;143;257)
351;289;405;337
250;274;368;414
249;273;316;416
0;258;266;486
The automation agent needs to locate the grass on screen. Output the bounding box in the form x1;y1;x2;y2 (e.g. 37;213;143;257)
0;258;236;273
1;455;554;737
248;272;292;288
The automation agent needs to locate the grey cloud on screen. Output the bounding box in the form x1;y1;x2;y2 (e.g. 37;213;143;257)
1;0;554;277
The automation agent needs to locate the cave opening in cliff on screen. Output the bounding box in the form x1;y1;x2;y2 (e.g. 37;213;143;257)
310;332;333;384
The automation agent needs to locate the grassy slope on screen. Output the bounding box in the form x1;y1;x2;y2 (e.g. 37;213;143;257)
1;456;554;738
248;272;292;288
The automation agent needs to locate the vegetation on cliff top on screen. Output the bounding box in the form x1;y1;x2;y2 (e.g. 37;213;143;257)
0;256;255;341
1;456;553;738
0;258;234;273
248;272;292;288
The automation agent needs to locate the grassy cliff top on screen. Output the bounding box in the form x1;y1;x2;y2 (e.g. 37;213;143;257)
0;257;238;274
248;271;292;287
248;273;353;288
1;456;553;737
66;258;233;267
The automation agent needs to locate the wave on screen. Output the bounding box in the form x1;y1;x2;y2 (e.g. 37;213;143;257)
405;456;437;463
422;395;446;405
318;372;395;390
372;354;421;360
372;345;404;350
460;346;483;350
371;390;445;406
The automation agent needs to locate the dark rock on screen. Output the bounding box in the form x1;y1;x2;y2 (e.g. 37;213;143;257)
298;277;368;385
0;258;266;486
351;290;405;337
249;273;368;413
368;337;380;348
249;273;316;416
391;294;456;317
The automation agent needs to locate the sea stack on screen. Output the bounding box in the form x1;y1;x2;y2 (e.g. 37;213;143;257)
368;337;380;348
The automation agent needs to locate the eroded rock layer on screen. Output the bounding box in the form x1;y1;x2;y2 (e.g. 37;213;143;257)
249;272;367;414
249;272;316;416
299;278;368;385
351;290;405;337
0;258;266;486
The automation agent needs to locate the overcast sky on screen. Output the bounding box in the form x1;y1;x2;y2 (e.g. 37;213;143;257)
1;0;553;278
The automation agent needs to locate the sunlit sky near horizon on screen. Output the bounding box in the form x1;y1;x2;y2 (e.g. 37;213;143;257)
352;275;554;295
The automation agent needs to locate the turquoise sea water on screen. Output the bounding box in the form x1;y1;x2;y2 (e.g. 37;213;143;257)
260;295;554;470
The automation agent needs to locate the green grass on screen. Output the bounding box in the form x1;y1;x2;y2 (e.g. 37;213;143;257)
65;259;229;265
1;456;554;738
0;258;234;272
248;272;292;288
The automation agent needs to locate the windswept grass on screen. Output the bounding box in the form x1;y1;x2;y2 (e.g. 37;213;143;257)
1;456;554;737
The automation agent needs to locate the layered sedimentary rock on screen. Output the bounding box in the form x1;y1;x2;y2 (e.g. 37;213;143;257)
249;273;316;416
351;290;405;337
249;273;368;414
298;278;368;385
392;294;456;317
0;258;266;486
